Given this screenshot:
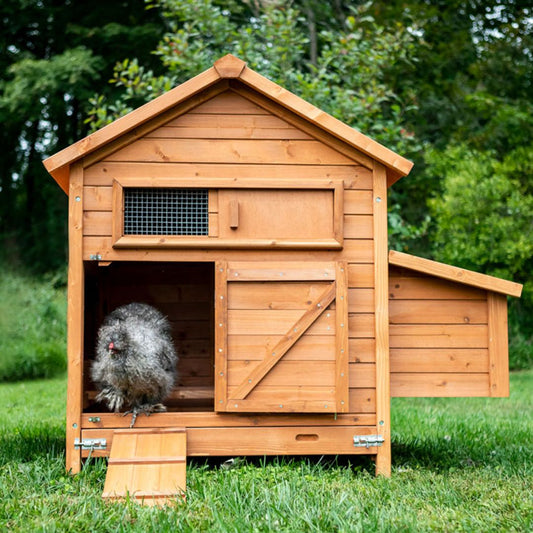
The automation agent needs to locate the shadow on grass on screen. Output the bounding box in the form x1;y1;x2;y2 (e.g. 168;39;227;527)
186;454;377;474
0;425;65;465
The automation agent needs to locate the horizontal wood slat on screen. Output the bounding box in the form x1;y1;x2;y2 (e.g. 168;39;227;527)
389;324;488;349
82;236;374;262
188;92;270;114
389;272;487;300
81;411;375;430
227;334;335;361
391;373;490;397
390;348;489;373
227;360;336;387
104;139;355;165
389;300;488;325
84;162;373;189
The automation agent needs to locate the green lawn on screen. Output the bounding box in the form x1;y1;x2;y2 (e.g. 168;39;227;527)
0;372;531;532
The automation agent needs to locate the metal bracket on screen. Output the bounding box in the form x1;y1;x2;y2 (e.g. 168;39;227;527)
90;254;102;261
74;438;107;450
353;435;385;448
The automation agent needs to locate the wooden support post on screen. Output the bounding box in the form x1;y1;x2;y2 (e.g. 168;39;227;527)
66;162;85;474
373;163;391;476
488;293;510;397
214;261;228;410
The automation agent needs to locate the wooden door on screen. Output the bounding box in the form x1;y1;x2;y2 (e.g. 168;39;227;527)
215;261;348;413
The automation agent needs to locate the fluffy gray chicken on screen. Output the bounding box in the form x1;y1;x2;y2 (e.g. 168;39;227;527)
91;303;178;427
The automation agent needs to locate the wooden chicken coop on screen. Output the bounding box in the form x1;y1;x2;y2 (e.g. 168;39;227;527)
44;54;522;481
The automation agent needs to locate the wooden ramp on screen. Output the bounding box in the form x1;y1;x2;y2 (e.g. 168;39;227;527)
102;428;186;506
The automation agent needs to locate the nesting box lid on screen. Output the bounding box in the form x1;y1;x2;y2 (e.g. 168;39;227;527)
43;54;413;194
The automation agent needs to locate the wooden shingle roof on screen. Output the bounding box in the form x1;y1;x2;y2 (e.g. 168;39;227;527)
44;54;413;194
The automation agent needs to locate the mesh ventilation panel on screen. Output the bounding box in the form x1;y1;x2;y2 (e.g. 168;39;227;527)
124;188;209;235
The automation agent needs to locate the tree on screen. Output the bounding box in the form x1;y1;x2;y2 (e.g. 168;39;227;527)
0;0;165;272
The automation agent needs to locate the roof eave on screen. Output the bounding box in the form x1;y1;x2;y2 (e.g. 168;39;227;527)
389;250;523;298
43;54;414;192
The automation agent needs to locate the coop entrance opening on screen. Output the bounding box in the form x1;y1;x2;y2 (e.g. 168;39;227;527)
84;261;215;413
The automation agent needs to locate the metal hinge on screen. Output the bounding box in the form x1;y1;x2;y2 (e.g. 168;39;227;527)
74;438;107;450
353;435;385;448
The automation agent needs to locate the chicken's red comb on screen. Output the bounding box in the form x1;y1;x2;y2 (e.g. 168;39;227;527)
109;342;115;350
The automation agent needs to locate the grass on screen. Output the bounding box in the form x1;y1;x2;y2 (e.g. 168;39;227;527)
0;271;67;381
0;372;531;532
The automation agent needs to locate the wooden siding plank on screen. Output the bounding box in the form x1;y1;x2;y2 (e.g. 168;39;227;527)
228;335;336;361
84;162;373;189
83;211;112;236
390;348;489;373
84;186;112;211
227;262;336;281
82;236;374;263
82;412;376;430
391;373;490;397
389;300;488;325
344;215;373;239
227;309;336;336
145;124;312;140
350;338;376;363
344;190;373;214
389;272;487;300
348;314;375;338
389;324;488;348
104;139;356;165
349;362;376;388
228;282;330;310
188;91;270;114
227;361;336;387
487;293;510;397
348;288;374;313
185;426;375;455
164;113;303;129
348;263;374;288
349;388;376;413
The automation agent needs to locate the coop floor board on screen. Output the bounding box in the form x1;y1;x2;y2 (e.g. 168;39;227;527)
83;425;379;458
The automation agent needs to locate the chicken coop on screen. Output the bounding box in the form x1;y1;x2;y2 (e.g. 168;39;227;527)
44;55;522;488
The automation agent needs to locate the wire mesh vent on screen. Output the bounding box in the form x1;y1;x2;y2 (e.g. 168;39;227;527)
124;188;209;236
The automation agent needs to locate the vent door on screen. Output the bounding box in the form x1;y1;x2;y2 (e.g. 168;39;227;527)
214;262;349;413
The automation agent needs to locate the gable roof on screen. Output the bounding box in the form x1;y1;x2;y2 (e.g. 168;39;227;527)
389;250;523;298
43;54;413;194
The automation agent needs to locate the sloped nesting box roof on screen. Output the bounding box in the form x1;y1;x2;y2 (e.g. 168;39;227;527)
44;54;413;194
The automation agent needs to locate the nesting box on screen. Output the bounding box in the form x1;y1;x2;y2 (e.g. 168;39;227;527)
44;55;522;477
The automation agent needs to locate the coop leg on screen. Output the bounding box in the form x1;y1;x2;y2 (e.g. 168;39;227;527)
375;441;391;477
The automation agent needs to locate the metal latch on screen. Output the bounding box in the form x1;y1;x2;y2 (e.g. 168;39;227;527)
90;254;102;261
353;435;385;448
74;438;107;450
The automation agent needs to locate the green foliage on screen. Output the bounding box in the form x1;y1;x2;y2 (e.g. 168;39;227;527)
0;371;532;530
87;0;421;158
428;143;533;369
428;144;533;280
0;270;67;381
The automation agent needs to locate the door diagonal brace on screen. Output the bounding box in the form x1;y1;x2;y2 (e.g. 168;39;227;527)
230;281;336;400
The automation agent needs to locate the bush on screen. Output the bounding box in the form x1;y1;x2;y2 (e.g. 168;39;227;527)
0;270;67;381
